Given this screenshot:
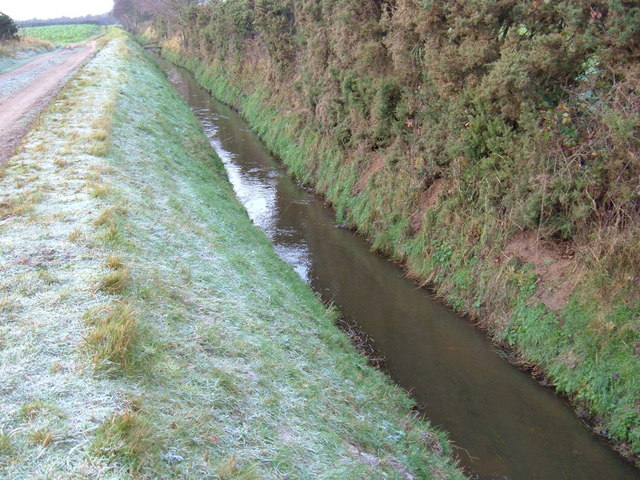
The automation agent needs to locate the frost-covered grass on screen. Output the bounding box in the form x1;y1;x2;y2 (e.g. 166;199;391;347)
0;38;133;479
19;24;101;45
0;31;464;479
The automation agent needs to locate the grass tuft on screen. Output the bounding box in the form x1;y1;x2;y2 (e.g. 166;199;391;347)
53;157;68;167
89;139;110;157
37;269;60;285
94;207;116;227
0;295;17;314
19;400;48;420
31;428;54;448
90;400;155;471
104;222;121;243
83;302;139;372
94;205;127;245
106;256;125;270
89;182;111;199
97;258;130;295
0;189;44;220
67;228;83;242
0;430;12;457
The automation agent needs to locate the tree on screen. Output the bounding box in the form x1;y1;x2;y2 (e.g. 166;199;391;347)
112;0;179;32
113;0;141;30
0;11;18;40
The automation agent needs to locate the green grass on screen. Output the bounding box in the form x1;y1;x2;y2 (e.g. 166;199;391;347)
0;31;464;479
19;24;100;45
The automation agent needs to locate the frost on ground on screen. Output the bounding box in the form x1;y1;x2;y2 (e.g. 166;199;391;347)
0;34;464;479
0;40;133;479
0;39;55;75
0;49;76;102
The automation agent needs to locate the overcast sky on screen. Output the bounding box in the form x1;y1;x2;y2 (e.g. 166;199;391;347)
1;0;114;21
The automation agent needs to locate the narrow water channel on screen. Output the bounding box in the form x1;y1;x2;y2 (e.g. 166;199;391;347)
161;60;640;480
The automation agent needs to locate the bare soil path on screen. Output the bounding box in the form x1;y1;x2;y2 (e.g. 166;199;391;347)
0;41;98;162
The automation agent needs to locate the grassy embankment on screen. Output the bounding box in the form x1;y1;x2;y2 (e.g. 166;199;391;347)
0;24;102;74
0;31;463;479
156;19;640;462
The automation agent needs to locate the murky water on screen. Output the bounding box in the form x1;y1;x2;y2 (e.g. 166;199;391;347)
161;60;640;480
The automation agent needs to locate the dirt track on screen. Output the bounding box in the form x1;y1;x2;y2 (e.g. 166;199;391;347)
0;41;97;163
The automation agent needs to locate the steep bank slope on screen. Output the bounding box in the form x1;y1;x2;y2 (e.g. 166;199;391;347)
0;32;463;479
135;0;638;460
